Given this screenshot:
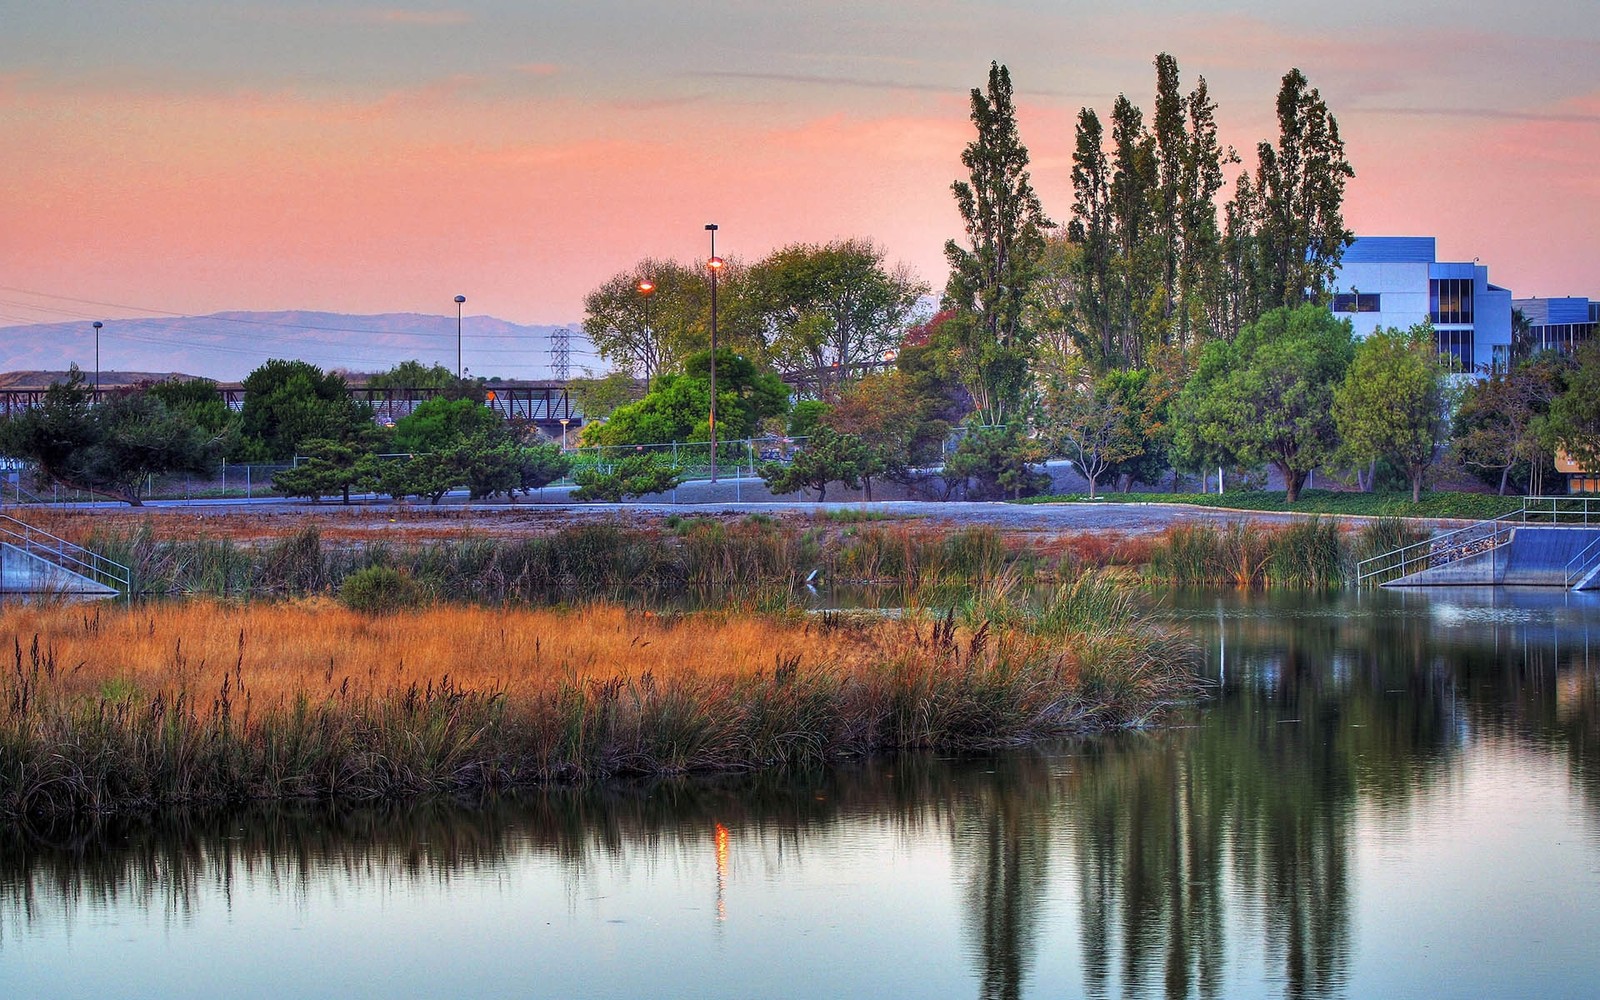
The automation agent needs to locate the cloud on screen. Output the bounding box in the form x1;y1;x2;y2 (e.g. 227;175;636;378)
1346;106;1600;126
687;69;1076;100
515;63;561;77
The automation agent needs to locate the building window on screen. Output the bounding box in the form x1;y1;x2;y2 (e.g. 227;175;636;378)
1492;344;1509;372
1430;278;1474;325
1437;328;1474;369
1332;293;1381;313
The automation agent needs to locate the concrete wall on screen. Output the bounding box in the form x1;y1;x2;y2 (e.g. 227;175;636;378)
0;543;118;595
1389;527;1600;588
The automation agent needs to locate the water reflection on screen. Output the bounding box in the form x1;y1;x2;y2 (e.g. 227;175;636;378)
2;589;1597;999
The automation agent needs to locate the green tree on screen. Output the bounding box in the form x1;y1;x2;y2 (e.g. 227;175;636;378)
943;62;1051;424
366;360;458;391
1453;355;1566;495
271;437;383;504
571;453;684;502
1544;340;1600;477
944;424;1049;500
583;258;727;384
826;369;952;494
585;349;788;447
515;440;572;494
235;359;373;461
0;369;220;505
146;377;232;436
567;371;643;421
759;426;871;501
1173;304;1355;502
744;238;926;399
392;397;501;454
1243;69;1354;314
1333;325;1452;502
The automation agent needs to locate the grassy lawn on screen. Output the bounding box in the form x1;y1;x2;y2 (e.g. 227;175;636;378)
1017;488;1522;521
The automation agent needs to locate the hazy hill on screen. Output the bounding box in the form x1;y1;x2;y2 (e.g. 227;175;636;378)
0;311;597;383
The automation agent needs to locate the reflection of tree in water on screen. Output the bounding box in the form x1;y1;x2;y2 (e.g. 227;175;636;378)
4;591;1594;998
1065;591;1478;999
949;753;1060;1000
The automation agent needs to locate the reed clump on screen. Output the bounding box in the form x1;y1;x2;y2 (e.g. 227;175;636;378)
0;591;1194;819
1145;519;1357;589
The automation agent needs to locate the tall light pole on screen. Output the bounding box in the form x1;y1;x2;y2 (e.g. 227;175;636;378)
91;321;103;397
637;277;655;392
454;295;467;379
705;224;722;483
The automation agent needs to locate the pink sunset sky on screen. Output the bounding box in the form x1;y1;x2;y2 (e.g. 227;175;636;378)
3;1;1597;333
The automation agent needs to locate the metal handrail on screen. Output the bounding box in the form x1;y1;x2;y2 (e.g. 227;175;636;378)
0;513;131;593
1566;533;1600;589
1521;495;1596;525
1354;508;1523;587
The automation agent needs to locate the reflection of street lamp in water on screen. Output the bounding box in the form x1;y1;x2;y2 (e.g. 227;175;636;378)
714;822;730;923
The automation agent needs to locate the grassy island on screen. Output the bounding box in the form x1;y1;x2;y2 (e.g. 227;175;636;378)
0;576;1194;820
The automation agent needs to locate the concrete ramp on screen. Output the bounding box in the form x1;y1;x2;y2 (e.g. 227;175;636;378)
1;542;120;595
1389;527;1600;588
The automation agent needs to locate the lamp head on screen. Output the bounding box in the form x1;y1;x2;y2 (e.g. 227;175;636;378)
454;295;466;304
638;279;655;295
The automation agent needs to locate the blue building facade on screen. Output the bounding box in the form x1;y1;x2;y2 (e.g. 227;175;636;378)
1513;296;1597;354
1329;236;1513;372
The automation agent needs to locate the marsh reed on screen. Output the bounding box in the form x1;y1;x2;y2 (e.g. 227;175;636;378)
0;586;1194;819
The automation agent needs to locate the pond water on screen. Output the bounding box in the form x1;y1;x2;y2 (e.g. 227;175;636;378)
2;587;1598;999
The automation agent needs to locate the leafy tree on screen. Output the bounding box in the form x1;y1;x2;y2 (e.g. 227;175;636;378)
1333;325;1452;502
787;400;831;438
943;424;1049;500
759;426;871;501
1453;355;1567;494
235;359;373;461
583;258;719;384
146;377;232;436
567;372;643;421
392;397;500;454
1235;69;1354;316
271;438;383;504
1037;356;1142;498
743;238;926;399
826;369;952;494
943;62;1051;424
584;349;788;447
0;369;219;505
515;440;572;494
1543;340;1600;477
379;452;458;504
366;360;458;391
571;453;684;502
1173;304;1354;502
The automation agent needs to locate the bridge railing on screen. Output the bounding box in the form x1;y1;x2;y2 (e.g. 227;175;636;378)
1566;533;1600;588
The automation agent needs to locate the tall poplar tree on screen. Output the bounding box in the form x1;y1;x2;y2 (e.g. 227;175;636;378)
944;61;1051;425
1245;69;1354;314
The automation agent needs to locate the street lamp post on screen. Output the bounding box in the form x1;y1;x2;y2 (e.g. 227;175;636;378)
637;277;655;392
454;295;467;379
705;224;722;483
92;321;103;397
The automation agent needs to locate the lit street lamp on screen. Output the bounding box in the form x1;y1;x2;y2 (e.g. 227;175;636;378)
559;417;570;450
92;321;103;396
454;295;467;379
637;277;655;391
706;224;722;483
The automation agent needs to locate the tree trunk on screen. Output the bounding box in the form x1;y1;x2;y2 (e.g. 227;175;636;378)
1411;471;1423;504
1086;472;1098;499
1281;464;1306;504
1498;465;1510;496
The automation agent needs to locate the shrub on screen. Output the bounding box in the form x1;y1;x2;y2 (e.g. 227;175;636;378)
339;566;426;614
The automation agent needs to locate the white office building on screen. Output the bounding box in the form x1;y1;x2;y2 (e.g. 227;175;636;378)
1329;236;1513;372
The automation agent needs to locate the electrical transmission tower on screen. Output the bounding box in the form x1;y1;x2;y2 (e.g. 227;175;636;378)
549;325;571;381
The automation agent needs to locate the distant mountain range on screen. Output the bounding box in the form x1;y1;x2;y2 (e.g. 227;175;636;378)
0;311;598;383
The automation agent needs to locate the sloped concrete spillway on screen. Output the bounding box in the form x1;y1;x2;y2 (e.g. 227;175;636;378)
0;542;119;596
1389;527;1600;589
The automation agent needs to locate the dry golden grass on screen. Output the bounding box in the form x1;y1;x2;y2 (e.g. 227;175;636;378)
0;591;1195;819
11;600;881;705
